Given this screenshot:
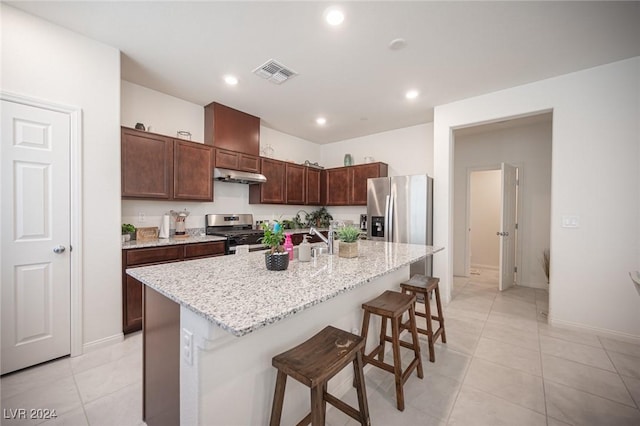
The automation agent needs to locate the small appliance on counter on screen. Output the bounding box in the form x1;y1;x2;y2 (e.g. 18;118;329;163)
171;209;190;237
205;214;266;254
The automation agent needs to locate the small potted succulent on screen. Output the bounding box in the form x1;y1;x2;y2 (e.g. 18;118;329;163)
337;225;361;258
121;223;136;242
260;222;289;271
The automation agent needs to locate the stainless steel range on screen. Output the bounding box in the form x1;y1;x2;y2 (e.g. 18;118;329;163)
205;214;266;254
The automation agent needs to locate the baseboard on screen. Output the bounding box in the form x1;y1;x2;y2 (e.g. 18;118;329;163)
548;316;640;345
81;332;125;354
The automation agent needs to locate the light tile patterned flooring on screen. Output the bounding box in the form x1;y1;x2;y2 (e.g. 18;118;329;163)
2;268;640;425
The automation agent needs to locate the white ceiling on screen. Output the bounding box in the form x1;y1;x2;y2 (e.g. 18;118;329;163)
8;1;640;144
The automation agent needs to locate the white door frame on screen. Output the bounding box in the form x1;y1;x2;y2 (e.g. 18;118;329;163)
1;91;83;357
464;163;523;283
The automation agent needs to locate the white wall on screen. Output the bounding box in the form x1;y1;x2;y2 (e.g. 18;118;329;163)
469;170;501;270
453;119;553;289
121;80;204;141
1;5;122;348
434;57;640;340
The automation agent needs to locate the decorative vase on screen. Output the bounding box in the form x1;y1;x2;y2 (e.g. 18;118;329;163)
338;241;358;258
265;252;290;271
344;153;353;166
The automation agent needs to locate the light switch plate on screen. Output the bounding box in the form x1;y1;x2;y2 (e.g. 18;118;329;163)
561;215;580;228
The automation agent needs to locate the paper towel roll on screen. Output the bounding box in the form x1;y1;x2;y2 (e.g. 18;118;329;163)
159;214;170;239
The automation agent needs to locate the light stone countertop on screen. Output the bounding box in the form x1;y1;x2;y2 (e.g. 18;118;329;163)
122;234;227;250
127;240;443;337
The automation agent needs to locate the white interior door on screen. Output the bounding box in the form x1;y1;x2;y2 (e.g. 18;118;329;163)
499;163;517;291
1;100;71;374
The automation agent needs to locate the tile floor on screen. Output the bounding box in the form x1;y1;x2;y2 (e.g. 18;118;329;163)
2;268;640;425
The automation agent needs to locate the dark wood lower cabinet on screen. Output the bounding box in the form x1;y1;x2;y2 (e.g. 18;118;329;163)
122;241;225;334
143;286;180;426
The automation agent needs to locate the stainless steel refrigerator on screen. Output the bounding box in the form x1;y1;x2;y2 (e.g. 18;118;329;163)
367;175;433;276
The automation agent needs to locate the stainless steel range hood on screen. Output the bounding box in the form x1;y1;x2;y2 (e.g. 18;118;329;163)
213;167;267;184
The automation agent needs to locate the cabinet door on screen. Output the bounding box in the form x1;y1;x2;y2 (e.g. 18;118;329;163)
205;102;260;155
325;167;351;206
214;148;240;170
184;242;226;259
121;128;173;199
250;158;285;204
173;140;213;201
350;163;386;205
215;148;260;173
124;275;143;333
285;163;306;205
306;168;322;206
238;153;260;173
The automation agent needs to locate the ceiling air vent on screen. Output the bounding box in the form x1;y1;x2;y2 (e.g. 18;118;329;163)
253;59;298;84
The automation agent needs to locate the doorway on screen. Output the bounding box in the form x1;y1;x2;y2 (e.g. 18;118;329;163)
452;112;552;293
467;165;519;291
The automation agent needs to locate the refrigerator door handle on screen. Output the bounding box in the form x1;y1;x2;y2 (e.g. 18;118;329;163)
388;195;394;243
384;195;391;243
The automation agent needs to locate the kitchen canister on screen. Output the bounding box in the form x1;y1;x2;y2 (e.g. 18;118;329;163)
344;153;353;166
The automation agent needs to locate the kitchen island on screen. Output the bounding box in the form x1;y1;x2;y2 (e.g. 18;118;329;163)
127;240;443;425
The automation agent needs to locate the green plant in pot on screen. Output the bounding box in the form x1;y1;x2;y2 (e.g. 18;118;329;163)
305;207;333;228
337;225;361;258
260;222;289;271
121;223;136;242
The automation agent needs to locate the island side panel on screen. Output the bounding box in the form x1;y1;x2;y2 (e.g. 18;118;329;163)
181;266;409;425
143;285;180;426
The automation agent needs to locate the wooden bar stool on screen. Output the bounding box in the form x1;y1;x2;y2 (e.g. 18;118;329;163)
400;275;446;363
270;326;370;426
360;290;423;411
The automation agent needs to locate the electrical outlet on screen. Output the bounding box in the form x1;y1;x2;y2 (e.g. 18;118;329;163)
138;212;146;222
183;328;193;365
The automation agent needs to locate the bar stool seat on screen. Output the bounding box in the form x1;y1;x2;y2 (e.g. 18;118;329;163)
270;326;370;426
360;290;423;411
400;275;446;363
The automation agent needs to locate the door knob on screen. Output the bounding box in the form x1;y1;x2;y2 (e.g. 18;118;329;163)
53;245;66;254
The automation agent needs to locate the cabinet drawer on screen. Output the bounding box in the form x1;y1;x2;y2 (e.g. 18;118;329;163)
126;246;183;266
184;242;226;259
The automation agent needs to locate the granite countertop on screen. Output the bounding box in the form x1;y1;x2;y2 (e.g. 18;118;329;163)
122;234;227;250
127;240;443;337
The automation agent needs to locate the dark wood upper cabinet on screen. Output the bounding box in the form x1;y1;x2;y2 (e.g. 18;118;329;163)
325;167;352;206
249;158;286;204
121;127;213;201
173;140;213;201
214;148;260;173
121;128;173;199
306;168;322;206
323;162;388;206
285;163;306;205
204;102;260;155
350;163;388;205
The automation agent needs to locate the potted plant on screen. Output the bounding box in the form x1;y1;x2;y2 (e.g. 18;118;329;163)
305;207;333;228
337;225;361;258
260;222;289;271
121;223;136;242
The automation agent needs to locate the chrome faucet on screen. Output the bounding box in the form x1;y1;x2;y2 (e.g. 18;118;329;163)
309;223;335;255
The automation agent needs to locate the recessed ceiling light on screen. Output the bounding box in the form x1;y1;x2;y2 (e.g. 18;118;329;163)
316;117;327;125
324;7;345;26
224;75;238;85
405;90;419;100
